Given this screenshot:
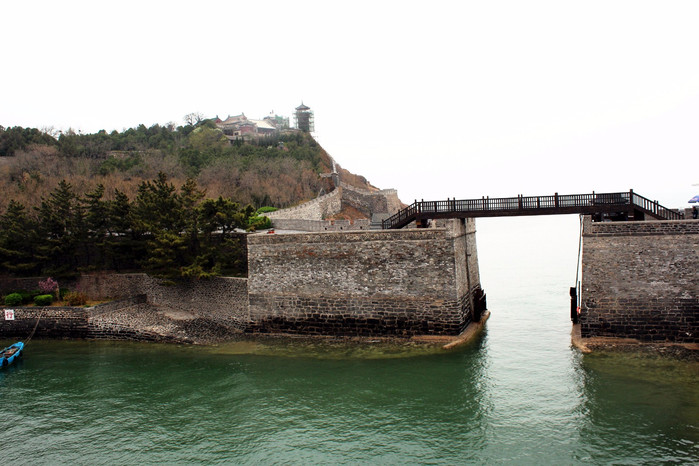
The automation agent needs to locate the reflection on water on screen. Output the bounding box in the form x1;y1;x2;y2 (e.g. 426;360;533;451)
1;216;697;464
577;352;699;464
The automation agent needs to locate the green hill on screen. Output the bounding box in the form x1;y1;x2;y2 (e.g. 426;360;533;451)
0;120;372;280
0;121;377;213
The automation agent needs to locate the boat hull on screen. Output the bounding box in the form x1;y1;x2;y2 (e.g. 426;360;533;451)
1;342;24;368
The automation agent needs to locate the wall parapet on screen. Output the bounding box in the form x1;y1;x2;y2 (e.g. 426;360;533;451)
584;219;699;237
269;218;370;232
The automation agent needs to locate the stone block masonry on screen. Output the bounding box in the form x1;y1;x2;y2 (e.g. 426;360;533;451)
580;218;698;342
247;219;481;336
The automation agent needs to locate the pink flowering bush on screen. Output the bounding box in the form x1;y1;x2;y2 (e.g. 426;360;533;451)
38;277;59;295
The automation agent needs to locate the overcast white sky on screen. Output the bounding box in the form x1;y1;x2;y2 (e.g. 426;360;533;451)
2;0;698;207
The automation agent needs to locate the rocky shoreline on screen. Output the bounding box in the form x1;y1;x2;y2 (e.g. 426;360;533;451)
571;324;698;361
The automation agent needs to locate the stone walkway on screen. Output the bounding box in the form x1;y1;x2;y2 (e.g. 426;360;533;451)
89;303;242;344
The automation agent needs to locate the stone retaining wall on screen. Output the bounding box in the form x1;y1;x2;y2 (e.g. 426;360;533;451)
75;273;249;331
580;217;698;342
0;307;90;340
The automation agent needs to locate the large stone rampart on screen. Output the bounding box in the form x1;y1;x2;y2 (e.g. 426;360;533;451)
580;218;698;342
247;219;481;336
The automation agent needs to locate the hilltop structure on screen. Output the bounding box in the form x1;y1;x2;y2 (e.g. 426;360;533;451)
214;102;313;141
215;112;290;140
294;103;314;132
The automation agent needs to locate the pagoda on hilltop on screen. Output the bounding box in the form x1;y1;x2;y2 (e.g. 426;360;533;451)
294;102;314;132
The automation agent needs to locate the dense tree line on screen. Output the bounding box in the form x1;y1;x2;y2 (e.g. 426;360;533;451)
0;174;269;280
0;126;57;157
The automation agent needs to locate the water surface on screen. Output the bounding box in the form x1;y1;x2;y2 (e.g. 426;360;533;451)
2;216;697;464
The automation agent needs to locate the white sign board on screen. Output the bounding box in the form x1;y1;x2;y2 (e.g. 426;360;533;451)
4;309;15;320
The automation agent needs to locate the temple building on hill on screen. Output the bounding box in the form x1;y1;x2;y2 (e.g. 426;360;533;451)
215;112;290;139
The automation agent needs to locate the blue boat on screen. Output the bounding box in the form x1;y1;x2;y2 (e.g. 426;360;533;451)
1;342;24;368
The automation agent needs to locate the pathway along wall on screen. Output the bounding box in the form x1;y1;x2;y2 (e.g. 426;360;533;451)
247;219;481;336
580;217;698;342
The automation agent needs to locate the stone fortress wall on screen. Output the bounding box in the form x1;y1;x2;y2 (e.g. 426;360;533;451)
580;217;698;342
246;219;481;336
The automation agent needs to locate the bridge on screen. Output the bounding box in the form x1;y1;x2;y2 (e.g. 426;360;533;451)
382;190;684;229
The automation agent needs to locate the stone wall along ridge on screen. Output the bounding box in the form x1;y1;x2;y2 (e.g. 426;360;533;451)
265;188;342;221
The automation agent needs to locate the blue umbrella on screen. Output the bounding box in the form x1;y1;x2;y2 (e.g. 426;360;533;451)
690;195;699;203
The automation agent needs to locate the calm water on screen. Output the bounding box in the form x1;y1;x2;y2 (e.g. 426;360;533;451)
2;216;697;464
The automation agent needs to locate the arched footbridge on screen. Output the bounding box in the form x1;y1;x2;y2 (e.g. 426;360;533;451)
382;190;683;229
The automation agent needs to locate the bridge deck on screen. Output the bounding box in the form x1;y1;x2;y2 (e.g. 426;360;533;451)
382;190;683;229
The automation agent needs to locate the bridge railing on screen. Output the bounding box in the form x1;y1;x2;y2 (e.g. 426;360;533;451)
382;191;682;229
631;192;684;220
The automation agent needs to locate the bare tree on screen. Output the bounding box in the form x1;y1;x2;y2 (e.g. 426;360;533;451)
184;112;205;126
40;126;61;139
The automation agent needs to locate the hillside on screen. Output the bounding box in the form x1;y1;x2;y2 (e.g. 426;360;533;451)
0;121;379;279
0;122;373;213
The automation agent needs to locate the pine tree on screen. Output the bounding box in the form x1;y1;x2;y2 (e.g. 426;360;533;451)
0;200;42;275
104;189;143;271
132;173;189;279
80;184;108;268
35;180;80;276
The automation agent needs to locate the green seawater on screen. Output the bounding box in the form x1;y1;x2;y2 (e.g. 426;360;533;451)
1;216;697;464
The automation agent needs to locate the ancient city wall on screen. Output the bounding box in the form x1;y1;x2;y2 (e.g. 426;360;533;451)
247;219;480;336
265;184;402;231
265;188;342;221
580;218;698;342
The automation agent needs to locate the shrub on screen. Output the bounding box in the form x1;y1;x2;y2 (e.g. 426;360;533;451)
64;291;87;306
256;206;278;214
33;294;54;306
247;215;271;231
15;290;36;304
4;293;23;306
38;277;58;295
